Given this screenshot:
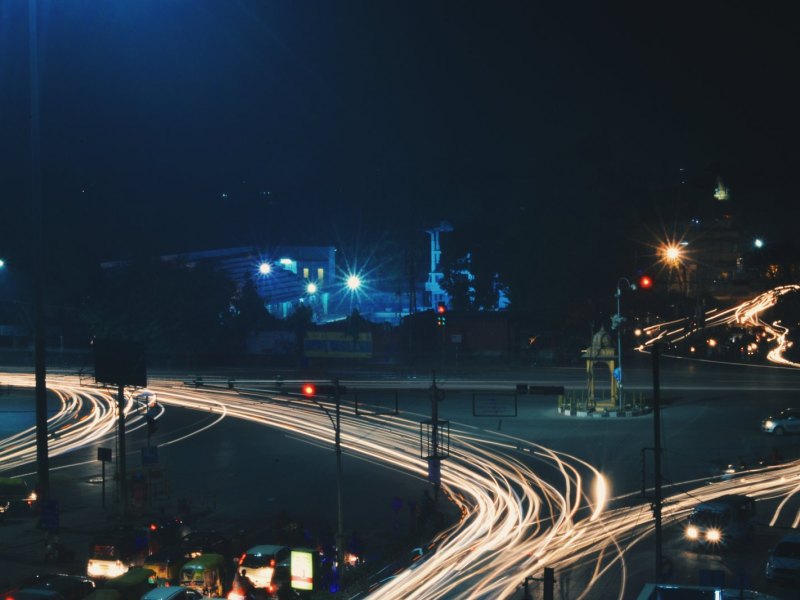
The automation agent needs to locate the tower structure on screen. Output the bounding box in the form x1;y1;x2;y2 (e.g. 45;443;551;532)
425;221;453;309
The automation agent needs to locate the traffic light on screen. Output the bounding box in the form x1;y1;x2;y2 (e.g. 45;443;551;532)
436;302;447;327
300;383;347;397
638;274;653;289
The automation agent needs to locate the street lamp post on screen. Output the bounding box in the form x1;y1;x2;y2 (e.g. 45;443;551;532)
614;278;636;410
299;380;345;593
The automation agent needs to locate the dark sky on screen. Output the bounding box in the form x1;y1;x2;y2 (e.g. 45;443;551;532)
1;1;799;270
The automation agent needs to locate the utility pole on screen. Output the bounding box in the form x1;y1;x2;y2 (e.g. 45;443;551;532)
117;384;127;516
422;371;448;501
334;378;344;586
30;0;50;504
431;372;440;500
652;344;663;582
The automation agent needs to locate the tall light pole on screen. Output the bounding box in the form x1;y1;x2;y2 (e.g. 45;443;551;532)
614;278;636;410
30;0;50;504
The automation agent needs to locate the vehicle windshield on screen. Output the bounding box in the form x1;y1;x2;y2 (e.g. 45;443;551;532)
179;569;204;585
91;545;118;559
689;509;730;527
241;555;274;568
774;541;800;558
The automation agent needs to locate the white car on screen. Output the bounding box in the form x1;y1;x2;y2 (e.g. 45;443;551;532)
765;533;800;583
761;408;800;435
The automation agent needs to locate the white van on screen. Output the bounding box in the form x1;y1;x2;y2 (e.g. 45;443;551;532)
237;545;290;595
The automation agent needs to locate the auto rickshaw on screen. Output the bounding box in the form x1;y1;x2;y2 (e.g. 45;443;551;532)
103;567;156;600
144;546;189;586
179;553;228;597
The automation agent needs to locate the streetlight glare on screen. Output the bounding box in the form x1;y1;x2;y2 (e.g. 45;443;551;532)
664;245;681;263
258;262;271;275
306;282;318;294
346;274;362;291
0;259;5;269
754;238;764;249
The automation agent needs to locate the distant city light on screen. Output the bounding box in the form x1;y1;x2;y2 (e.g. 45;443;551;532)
754;238;764;249
258;262;271;275
306;282;318;294
345;274;362;291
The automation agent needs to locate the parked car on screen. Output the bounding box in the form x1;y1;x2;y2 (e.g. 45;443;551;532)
761;408;800;435
765;533;800;583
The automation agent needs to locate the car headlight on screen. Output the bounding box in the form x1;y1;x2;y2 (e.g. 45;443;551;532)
764;420;775;429
706;528;722;542
686;526;699;540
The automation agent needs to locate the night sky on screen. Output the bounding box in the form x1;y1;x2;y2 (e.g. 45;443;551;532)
1;2;799;289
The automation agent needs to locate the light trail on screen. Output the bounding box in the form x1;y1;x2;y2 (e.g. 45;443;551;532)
3;372;800;598
638;284;800;368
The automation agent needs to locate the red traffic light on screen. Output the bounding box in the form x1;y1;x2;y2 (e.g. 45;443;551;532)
639;275;653;289
302;383;316;396
436;301;446;314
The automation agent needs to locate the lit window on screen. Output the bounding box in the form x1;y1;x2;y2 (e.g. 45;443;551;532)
303;267;309;278
318;268;324;280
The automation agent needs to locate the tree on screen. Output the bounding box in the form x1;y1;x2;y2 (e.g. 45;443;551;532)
82;258;235;364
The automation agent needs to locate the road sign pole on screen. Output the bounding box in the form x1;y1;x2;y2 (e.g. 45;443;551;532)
117;383;127;516
652;344;663;582
334;379;344;592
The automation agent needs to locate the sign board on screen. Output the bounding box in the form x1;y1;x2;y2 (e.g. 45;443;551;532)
94;339;147;387
472;393;517;417
97;447;112;462
290;549;314;591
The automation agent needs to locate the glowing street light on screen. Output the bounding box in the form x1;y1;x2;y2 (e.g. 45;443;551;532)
662;244;682;265
258;262;271;275
0;258;5;269
345;274;362;291
306;282;318;295
754;238;764;249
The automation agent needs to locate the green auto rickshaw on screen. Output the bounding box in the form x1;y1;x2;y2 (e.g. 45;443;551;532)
103;567;156;600
179;553;228;597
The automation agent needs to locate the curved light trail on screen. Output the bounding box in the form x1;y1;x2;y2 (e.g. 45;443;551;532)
2;368;800;599
638;284;800;368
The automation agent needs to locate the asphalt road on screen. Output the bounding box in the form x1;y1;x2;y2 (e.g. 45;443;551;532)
3;355;800;599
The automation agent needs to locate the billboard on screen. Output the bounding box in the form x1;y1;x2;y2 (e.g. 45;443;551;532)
93;339;147;387
290;549;314;591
